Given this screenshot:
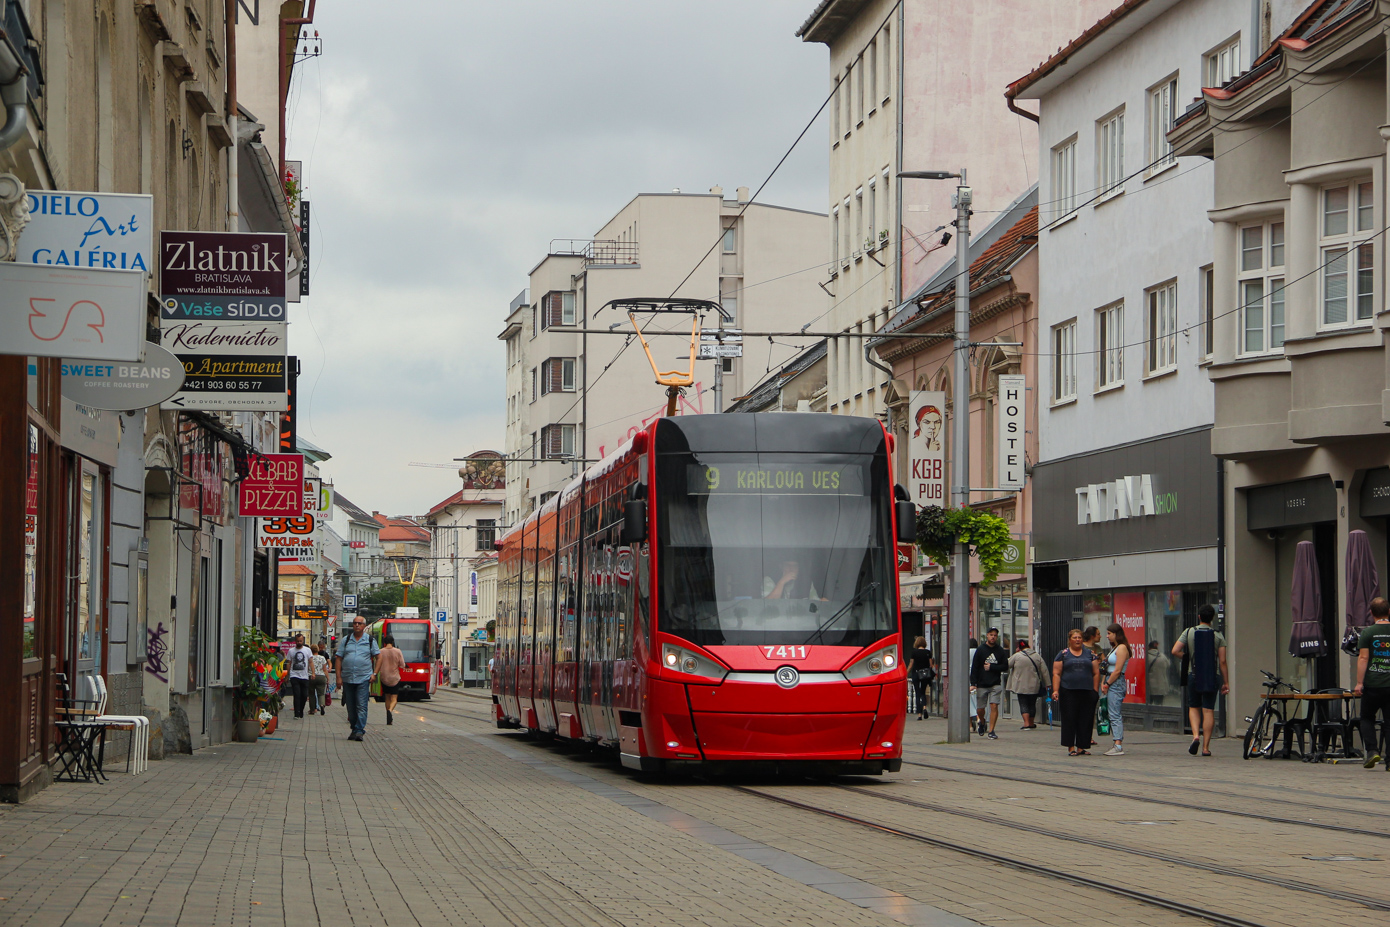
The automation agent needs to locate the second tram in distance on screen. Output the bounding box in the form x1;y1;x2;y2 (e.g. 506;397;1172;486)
492;412;915;774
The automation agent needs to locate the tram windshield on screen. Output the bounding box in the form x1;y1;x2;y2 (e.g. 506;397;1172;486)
656;452;895;647
386;622;431;665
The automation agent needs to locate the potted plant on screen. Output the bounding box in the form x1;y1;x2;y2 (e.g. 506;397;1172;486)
916;505;1013;583
233;625;286;741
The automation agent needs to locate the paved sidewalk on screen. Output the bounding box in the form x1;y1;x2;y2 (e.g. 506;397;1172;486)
0;695;959;927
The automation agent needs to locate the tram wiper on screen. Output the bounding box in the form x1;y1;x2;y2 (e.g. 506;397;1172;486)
801;582;880;645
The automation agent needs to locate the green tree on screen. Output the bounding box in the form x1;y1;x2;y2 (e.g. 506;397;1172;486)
357;582;431;615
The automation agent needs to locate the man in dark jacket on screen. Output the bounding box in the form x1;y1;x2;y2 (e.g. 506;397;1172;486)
970;627;1008;739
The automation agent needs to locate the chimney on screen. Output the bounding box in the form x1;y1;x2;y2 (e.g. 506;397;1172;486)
709;185;723;197
736;186;749;203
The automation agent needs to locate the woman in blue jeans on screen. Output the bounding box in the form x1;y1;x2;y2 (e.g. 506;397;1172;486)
1102;623;1132;756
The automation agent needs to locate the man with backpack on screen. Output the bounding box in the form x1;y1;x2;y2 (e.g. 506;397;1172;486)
286;633;314;720
1172;605;1228;756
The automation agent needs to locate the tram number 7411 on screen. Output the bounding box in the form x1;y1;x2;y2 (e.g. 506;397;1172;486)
763;645;808;661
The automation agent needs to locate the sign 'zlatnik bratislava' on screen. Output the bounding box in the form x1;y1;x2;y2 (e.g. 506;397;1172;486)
159;231;289;411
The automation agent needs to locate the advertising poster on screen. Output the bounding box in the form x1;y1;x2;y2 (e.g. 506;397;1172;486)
159;231;288;410
908;390;946;509
258;476;331;562
239;453;304;517
1112;591;1147;703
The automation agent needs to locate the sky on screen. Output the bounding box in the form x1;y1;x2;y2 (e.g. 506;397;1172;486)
285;2;830;516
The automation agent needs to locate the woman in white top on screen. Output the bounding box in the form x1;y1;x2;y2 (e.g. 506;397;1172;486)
1101;623;1132;756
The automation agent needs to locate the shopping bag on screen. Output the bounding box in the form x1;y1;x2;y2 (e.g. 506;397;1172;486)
1095;698;1111;737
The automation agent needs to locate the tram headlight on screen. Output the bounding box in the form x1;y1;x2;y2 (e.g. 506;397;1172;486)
661;643;727;681
843;644;900;681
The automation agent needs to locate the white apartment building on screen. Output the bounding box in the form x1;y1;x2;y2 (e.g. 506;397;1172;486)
424;452;504;672
797;0;1114;420
1007;0;1301;733
500;190;826;518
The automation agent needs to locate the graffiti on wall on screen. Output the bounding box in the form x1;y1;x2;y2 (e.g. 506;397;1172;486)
145;621;169;682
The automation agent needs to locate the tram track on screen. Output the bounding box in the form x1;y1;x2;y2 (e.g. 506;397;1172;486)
900;756;1390;839
733;782;1390;927
901;746;1390;816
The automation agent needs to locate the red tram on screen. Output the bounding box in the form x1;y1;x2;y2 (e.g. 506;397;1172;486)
492;413;915;774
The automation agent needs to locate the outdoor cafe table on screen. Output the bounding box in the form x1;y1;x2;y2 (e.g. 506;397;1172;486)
1261;692;1358;760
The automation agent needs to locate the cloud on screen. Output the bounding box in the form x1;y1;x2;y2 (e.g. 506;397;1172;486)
287;1;828;514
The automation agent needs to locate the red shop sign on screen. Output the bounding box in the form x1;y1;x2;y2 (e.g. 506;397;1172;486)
239;453;304;516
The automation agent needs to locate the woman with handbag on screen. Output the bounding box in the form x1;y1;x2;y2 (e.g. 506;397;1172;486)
1052;629;1101;756
905;636;936;720
1007;640;1047;730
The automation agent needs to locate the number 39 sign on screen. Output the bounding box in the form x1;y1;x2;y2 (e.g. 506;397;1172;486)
239;453;304;517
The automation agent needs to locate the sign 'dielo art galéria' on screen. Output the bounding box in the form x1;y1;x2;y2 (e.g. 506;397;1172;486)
158;231;289;412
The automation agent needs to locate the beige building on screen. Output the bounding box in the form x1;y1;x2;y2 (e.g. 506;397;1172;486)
501;190;826;518
1169;0;1390;719
796;0;1113;421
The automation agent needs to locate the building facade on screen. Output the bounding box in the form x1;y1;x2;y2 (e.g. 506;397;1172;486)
1008;0;1302;733
1169;0;1390;719
0;0;316;799
501;190;826;517
797;0;1113;422
872;192;1040;673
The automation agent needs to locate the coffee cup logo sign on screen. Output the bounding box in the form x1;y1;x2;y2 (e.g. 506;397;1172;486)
1075;474;1177;524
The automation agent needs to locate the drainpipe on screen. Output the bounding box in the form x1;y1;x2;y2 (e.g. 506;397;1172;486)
225;0;239;231
0;13;29;152
1006;96;1039;124
278;0;316;180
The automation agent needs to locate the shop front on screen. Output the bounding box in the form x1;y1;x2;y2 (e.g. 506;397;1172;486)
1032;427;1222;734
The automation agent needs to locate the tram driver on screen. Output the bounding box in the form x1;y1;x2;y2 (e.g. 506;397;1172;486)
763;558;828;601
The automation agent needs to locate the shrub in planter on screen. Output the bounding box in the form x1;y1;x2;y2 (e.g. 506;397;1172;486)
915;505;1013;584
234;625;286;723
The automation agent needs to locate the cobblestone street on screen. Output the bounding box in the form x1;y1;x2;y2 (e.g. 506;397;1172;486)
2;688;1387;927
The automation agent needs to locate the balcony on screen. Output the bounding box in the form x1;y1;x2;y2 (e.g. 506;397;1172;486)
549;239;639;267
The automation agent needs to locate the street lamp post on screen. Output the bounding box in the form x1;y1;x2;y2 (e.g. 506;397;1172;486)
899;169;972;744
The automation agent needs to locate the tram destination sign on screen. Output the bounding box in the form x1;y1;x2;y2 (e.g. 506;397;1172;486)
159;231;288;411
686;463;864;495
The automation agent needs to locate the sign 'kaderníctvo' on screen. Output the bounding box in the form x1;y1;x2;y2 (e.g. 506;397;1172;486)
159;231;289;411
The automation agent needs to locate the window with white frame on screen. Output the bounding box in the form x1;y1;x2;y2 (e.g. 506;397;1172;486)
854;187;864;253
1148;76;1177;168
1051;138;1076;220
867;178;877;247
843;66;852;135
868;41;877;106
1205;36;1241;87
1052;320;1077;402
1202;266;1215;358
540;357;576;394
1097;110;1125;195
1146;280;1178;373
1320;180;1374;327
833;76;841;138
881;23;891;101
1096;302;1124;389
1237;220;1285;353
832;208;840;266
541;423;575;459
856;53;865;123
722;226;736;253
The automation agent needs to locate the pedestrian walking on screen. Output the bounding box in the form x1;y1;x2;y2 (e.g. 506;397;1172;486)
335;616;380;741
1172;604;1228;756
970;628;1008;739
286;634;313;719
905;636;935;720
309;643;329;715
1052;628;1100;756
967;637;979;721
1102;623;1132;756
1353;596;1390;769
377;634;407;726
1007;639;1048;730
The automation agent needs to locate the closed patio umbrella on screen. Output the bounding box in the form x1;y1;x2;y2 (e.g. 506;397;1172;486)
1343;529;1379;652
1289;540;1326;658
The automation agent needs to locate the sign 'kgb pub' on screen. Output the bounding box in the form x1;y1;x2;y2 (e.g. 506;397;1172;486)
159;231;289;411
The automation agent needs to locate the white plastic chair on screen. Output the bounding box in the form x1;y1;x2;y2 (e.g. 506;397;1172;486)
83;675;149;775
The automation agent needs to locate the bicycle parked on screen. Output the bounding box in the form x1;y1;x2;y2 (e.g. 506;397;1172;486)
1241;670;1300;759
